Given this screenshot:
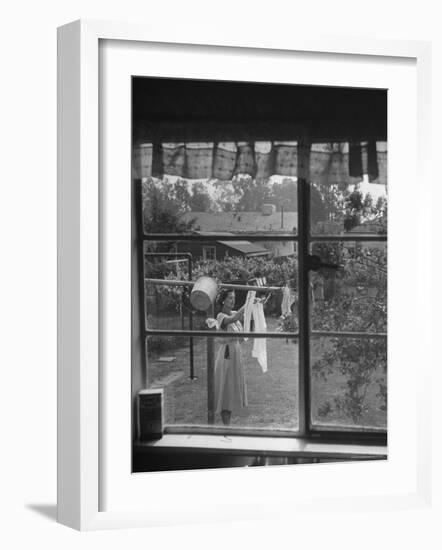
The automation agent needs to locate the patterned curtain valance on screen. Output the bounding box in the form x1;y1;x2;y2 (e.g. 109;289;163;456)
310;142;387;186
133;141;387;186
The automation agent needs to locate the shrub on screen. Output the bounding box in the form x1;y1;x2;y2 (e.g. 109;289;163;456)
145;255;299;315
311;242;387;425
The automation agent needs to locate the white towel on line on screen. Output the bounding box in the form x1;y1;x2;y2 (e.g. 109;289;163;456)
243;290;268;373
243;290;256;341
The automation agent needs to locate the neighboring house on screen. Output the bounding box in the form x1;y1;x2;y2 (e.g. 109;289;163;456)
176;231;271;261
313;220;342;234
314;215;387;242
179;205;298;259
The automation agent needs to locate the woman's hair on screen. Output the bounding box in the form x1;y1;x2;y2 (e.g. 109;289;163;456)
216;288;234;309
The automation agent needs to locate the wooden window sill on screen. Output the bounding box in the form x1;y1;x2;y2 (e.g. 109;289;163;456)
134;434;387;460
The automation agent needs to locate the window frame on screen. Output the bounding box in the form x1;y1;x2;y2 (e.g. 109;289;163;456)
297;168;387;445
136;156;387;446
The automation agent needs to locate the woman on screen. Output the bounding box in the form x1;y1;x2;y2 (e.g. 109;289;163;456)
214;289;248;425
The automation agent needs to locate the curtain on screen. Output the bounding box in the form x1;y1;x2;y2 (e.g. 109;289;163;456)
133;140;387;186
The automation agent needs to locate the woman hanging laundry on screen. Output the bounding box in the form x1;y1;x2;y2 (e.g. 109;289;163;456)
214;289;248;426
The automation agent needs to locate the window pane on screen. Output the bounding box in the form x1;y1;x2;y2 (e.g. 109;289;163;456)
146;334;299;431
142;176;298;235
310;174;387;237
310;336;387;430
309;241;387;333
144;240;299;335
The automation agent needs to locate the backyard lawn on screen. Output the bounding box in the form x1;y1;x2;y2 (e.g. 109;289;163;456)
147;317;387;431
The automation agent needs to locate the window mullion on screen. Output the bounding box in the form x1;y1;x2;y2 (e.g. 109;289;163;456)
134;178;148;391
143;233;298;242
297;141;311;437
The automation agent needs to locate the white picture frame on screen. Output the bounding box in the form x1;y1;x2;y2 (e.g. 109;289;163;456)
57;19;432;531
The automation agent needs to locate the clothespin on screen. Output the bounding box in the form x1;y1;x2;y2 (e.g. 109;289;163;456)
255;276;271;305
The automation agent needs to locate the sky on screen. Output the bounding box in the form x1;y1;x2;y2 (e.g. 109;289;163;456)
357;175;387;202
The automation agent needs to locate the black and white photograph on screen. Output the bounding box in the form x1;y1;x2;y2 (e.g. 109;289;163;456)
3;0;439;542
131;77;388;472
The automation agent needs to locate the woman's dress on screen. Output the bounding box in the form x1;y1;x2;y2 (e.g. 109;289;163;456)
214;311;248;414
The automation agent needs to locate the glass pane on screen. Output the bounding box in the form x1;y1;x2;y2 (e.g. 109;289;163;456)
146;334;299;431
310;174;387;236
144;240;299;335
142;176;298;235
311;336;387;430
309;241;387;333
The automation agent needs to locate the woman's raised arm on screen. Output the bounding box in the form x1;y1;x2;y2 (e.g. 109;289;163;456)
219;304;245;327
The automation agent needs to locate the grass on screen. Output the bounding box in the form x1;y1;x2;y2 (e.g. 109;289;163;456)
147;317;386;431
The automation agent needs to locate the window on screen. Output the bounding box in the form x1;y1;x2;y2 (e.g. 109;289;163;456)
202;246;216;261
132;77;387;471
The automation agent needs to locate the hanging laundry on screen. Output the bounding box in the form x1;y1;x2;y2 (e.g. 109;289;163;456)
281;285;291;316
281;284;296;316
243;289;268;372
243;290;256;342
251;300;268;373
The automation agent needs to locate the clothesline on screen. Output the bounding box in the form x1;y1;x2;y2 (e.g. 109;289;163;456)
144;278;283;292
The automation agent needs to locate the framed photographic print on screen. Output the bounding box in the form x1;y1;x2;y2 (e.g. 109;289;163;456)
57;19;432;530
131;76;389;469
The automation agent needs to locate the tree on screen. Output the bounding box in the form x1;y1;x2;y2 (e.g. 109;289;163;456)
189;182;213;212
310;182;346;227
172;179;192;210
375;195;388;234
271;178;297;211
232;175;273;211
142;179;197;251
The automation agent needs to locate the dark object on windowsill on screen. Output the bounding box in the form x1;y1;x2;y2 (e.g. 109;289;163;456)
137;389;164;440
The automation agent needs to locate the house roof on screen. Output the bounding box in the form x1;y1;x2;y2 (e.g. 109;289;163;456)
196;231;270;257
217;241;270;257
180;211;298;233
